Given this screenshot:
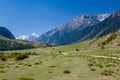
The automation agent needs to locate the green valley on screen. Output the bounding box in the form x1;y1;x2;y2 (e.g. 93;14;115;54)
0;31;120;80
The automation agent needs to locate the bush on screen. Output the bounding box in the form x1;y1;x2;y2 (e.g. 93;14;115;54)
90;68;96;71
63;70;71;74
2;79;7;80
26;64;32;67
0;70;5;73
31;52;38;55
101;46;105;49
20;77;34;80
0;56;7;61
15;54;28;60
105;63;116;67
96;64;103;68
88;63;94;67
34;62;40;65
101;69;114;76
49;65;55;68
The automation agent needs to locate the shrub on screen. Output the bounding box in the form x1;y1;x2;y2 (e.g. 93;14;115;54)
15;66;19;68
101;69;114;76
2;79;7;80
0;70;5;73
20;77;34;80
49;65;55;68
88;63;94;67
63;70;71;74
101;46;105;49
34;62;39;65
90;68;96;71
105;63;116;67
96;64;103;68
31;52;38;55
27;64;32;66
48;71;53;73
0;56;7;61
15;54;28;60
75;48;80;51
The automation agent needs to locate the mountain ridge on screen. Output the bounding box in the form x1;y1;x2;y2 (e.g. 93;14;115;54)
0;35;53;51
0;26;15;39
36;13;110;45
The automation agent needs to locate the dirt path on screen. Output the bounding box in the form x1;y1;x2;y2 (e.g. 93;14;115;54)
37;48;49;53
90;55;120;60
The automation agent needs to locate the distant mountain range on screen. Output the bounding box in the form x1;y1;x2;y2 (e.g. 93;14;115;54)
17;14;110;43
17;33;40;42
35;13;112;45
35;10;120;45
0;27;52;51
1;10;120;49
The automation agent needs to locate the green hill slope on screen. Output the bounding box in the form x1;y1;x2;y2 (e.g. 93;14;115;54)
0;26;15;39
0;35;53;51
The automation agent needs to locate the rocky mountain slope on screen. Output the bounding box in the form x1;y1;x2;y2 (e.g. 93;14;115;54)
37;13;110;45
81;10;120;41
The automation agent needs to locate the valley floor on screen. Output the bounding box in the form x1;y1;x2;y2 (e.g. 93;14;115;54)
0;44;120;80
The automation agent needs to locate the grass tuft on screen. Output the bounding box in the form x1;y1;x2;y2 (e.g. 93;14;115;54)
20;77;34;80
63;70;71;74
15;54;28;60
101;69;114;76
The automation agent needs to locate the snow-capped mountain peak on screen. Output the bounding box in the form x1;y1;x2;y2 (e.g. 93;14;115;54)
58;14;99;30
16;35;28;40
17;32;40;41
17;13;111;44
31;33;40;38
97;14;110;21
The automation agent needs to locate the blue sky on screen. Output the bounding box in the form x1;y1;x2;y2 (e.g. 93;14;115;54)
0;0;120;37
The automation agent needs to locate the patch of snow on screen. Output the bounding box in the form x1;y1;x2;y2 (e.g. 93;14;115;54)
16;35;28;40
16;32;40;41
97;14;110;21
31;32;40;38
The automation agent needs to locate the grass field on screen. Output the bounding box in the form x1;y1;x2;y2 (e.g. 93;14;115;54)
0;43;120;80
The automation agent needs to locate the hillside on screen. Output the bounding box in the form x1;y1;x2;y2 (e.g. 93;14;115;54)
88;30;120;49
0;35;53;51
0;26;15;39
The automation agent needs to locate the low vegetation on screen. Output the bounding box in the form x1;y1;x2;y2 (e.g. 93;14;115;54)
0;34;120;80
15;54;28;60
90;68;96;71
101;69;114;76
20;77;34;80
63;70;71;74
0;35;53;51
0;52;38;61
98;33;117;47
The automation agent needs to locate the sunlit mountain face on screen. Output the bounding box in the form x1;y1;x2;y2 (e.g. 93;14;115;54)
36;13;110;45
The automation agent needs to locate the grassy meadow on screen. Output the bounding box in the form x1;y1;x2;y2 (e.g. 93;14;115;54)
0;42;120;80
